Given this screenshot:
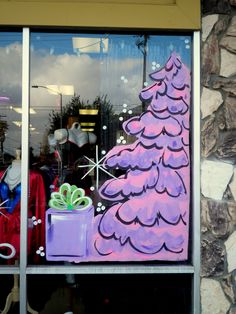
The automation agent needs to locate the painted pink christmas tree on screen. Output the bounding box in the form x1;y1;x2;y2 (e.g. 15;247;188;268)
94;52;190;261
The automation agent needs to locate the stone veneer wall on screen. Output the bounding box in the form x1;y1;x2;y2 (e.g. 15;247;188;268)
201;1;236;313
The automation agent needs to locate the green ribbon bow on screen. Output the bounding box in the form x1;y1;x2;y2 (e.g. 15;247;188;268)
49;183;92;211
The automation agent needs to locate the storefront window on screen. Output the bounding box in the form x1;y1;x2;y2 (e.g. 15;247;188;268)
30;32;192;265
0;28;200;314
0;31;22;265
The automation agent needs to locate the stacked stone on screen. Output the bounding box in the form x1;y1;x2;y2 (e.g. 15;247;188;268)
201;1;236;313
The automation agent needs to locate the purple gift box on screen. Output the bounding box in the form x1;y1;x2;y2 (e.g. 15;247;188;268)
46;206;94;261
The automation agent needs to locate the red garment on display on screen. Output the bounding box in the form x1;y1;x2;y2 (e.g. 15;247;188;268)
0;169;46;263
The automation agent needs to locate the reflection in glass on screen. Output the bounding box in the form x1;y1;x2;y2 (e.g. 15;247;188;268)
0;32;22;265
30;32;192;265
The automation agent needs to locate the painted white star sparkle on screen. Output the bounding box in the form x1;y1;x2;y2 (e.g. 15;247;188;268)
78;145;117;190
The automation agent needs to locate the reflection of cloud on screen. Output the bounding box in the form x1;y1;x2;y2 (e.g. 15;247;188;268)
30;52;142;111
0;43;22;104
1;41;144;156
31;53;101;111
30;51;143;155
101;57;142;112
0;42;22;156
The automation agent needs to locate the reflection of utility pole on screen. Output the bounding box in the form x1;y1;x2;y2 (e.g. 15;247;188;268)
136;35;148;111
32;85;63;129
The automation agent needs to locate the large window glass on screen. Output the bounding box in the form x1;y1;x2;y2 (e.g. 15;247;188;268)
0;31;22;265
26;274;192;313
29;32;192;266
0;29;198;314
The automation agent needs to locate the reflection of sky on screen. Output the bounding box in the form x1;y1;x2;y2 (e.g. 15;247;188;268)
0;32;22;158
30;33;191;66
0;32;192;157
0;32;22;48
31;32;191;111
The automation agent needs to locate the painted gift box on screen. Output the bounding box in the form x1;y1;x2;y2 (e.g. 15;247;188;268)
46;183;94;262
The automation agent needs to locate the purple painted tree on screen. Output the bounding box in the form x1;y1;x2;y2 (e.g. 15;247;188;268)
95;52;190;261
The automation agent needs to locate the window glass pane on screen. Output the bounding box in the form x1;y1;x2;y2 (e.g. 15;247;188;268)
0;31;22;265
0;274;17;311
27;274;192;313
27;274;65;313
30;32;192;265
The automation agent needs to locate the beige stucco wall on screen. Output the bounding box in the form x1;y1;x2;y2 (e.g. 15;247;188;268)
0;0;200;29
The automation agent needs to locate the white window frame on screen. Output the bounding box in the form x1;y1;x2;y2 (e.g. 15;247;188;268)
0;28;200;314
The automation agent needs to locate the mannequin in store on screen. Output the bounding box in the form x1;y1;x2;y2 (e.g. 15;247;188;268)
5;147;21;186
47;122;97;314
48;121;97;190
51;121;97;159
0;148;21;214
0;148;46;313
0;148;46;261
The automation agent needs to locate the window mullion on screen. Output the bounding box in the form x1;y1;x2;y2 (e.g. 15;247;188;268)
20;27;30;314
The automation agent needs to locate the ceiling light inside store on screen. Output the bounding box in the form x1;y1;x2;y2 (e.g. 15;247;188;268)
79;109;98;115
13;121;35;129
13;107;36;114
81;128;94;132
0;96;10;101
72;37;108;54
12;121;22;127
80;122;96;127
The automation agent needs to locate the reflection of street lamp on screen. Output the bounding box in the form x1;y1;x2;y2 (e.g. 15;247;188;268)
32;85;74;129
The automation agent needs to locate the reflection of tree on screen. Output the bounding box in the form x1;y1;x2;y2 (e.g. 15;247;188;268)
46;95;116;165
48;95;114;133
0;117;8;163
46;95;116;183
